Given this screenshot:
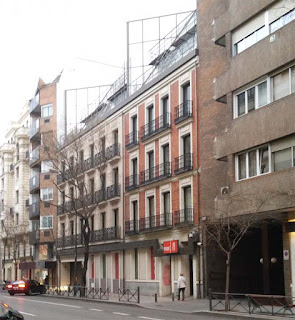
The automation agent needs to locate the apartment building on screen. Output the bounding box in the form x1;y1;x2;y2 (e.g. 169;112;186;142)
25;77;60;285
198;0;295;295
56;109;124;291
123;58;199;297
0;105;31;282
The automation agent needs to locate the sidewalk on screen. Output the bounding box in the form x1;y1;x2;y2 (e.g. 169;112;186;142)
43;292;291;319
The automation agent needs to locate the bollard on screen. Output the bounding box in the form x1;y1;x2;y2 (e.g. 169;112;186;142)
155;293;157;303
172;292;174;301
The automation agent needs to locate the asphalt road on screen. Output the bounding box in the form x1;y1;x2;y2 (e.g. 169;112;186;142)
0;292;235;320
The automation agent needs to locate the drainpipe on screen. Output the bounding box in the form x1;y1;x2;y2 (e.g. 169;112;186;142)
121;111;126;290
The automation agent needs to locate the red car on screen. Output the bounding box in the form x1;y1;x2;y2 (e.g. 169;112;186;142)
7;280;46;296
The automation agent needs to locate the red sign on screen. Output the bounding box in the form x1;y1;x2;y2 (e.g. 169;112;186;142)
163;240;178;254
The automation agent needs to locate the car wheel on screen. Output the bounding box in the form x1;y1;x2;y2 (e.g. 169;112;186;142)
28;289;32;296
9;292;14;296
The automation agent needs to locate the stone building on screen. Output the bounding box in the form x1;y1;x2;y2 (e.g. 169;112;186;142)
0;104;31;282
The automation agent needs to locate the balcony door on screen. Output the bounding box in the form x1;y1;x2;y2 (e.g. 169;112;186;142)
132;158;138;185
163;192;170;226
148;196;155;229
183;186;192;223
148;151;154;181
147;105;154;134
183;82;191;115
183;134;191;168
132;200;138;232
162;96;169;126
162;144;170;175
132;115;137;143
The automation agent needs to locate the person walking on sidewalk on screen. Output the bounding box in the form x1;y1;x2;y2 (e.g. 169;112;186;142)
177;273;186;301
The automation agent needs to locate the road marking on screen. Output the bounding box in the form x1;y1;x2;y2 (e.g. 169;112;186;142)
20;311;36;317
113;312;130;316
90;308;103;312
138;317;164;320
4;296;82;309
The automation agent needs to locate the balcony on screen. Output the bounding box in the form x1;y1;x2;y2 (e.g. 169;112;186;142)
125;220;139;235
29;174;40;192
140;113;171;142
30;93;40;114
95;189;107;204
125;174;139;191
106;184;121;200
174;100;193;124
30;125;40;141
173;208;194;225
89;226;121;243
57;234;83;248
29;147;40;166
126;131;139;149
106;143;120;162
84;156;95;172
139;213;172;232
29;230;40;245
29;201;40;220
174;153;193;175
140;162;171;186
94;151;107;167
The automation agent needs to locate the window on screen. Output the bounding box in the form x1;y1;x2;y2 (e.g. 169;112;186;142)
41;161;53;173
235;80;268;117
233;4;295;56
15;213;19;225
61;223;65;237
70;220;74;235
132;115;137;133
40;187;53;201
273;148;293;172
273;69;290;100
132;200;138;221
101;212;105;229
183;82;191;103
16;190;19;204
270;8;295;33
183;186;192;209
114;209;118;227
236;145;270;180
162;96;169;126
101;254;106;279
91;215;95;231
40;216;53;229
41;104;53;118
234;26;267;55
16;167;19;179
113;129;118;145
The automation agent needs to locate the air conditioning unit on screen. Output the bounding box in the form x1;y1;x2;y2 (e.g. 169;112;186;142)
221;186;229;196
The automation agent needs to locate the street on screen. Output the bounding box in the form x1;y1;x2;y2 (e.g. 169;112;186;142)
0;292;231;320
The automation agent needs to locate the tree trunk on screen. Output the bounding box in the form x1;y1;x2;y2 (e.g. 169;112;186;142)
225;251;231;311
14;262;17;281
80;221;90;296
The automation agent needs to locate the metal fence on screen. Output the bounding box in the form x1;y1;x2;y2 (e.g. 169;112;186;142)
45;286;109;300
118;287;140;303
209;290;295;317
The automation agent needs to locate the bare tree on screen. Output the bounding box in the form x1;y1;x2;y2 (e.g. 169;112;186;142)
43;126;111;291
202;190;277;310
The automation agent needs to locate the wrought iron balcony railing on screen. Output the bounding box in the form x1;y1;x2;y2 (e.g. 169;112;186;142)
95;189;107;203
139;213;172;231
125;174;139;191
57;227;121;248
140;162;171;185
173;208;194;225
89;226;121;243
174;100;193;124
106;143;120;160
29;230;40;245
126;131;138;149
107;184;121;200
125;220;139;235
174;153;193;174
140;113;171;141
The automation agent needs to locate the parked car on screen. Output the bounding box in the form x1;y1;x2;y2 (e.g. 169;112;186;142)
0;300;23;319
7;280;46;296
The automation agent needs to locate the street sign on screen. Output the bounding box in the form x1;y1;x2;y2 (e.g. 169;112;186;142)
163;240;178;254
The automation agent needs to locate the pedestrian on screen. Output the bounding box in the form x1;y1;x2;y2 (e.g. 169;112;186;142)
177;273;186;301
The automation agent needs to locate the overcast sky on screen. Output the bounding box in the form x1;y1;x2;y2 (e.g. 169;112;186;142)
0;0;196;141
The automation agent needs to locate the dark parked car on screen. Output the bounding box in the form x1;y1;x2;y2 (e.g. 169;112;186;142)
0;300;23;319
7;280;46;296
